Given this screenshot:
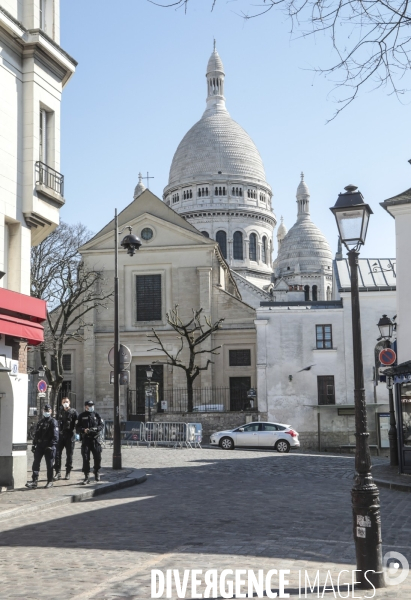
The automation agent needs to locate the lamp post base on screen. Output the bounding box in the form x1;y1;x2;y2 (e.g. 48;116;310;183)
112;454;122;470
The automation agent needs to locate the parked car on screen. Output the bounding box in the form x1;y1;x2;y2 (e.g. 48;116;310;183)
210;421;300;453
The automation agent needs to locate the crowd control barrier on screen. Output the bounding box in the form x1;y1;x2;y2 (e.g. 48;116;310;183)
104;421;202;448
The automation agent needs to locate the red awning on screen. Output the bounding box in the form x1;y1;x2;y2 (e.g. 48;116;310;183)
0;288;46;323
0;314;44;345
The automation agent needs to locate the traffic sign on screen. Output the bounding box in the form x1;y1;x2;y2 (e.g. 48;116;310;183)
108;344;132;368
37;380;47;393
379;347;396;366
37;392;46;398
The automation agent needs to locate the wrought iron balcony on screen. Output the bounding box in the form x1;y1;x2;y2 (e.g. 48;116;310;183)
35;161;64;197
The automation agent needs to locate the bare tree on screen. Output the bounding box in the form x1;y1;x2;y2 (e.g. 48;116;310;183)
31;222;113;412
150;0;411;119
148;305;224;412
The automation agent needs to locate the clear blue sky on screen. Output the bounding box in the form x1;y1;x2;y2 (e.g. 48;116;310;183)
60;0;410;258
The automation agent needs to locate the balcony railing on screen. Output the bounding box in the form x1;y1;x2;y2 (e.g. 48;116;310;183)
35;161;64;197
128;387;257;416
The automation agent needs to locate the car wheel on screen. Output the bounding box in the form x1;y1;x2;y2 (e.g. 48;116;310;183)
220;437;234;450
275;440;290;453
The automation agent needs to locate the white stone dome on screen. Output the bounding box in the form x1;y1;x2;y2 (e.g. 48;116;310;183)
167;111;267;186
276;218;332;273
277;216;287;238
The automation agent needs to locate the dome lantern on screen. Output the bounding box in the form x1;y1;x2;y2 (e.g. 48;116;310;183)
296;172;310;219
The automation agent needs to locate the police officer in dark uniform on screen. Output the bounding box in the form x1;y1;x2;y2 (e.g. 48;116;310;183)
54;397;78;481
76;400;104;484
26;403;59;489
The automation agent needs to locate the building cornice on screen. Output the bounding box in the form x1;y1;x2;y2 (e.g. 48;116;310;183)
0;9;77;86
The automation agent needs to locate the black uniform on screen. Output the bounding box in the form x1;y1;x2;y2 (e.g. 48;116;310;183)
55;408;78;475
76;411;104;475
31;416;59;482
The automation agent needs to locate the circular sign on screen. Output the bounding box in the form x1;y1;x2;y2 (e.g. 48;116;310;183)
379;348;396;366
108;344;132;368
37;380;47;393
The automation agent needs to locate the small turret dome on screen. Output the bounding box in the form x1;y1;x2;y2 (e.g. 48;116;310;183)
277;216;287;239
134;173;146;199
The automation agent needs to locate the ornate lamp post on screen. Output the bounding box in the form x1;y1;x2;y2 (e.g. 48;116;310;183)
377;314;398;467
113;209;141;470
146;365;153;422
330;185;384;590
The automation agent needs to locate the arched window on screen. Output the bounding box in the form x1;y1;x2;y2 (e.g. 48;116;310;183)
232;187;235;195
215;187;218;196
219;187;222;195
216;231;227;259
327;286;331;301
304;285;310;301
201;231;209;238
233;231;243;260
312;285;318;301
262;236;267;264
206;187;208;196
239;188;242;196
223;187;226;195
249;233;257;261
198;189;201;197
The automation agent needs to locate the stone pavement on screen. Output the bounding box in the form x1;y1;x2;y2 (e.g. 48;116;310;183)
373;462;411;492
0;447;409;599
0;444;146;519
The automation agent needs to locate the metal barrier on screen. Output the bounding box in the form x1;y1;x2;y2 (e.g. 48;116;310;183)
103;421;202;448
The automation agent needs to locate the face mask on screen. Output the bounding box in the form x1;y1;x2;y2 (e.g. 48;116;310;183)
88;406;95;413
63;403;69;408
43;412;51;418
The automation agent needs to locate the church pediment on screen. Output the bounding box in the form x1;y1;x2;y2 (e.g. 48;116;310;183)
80;190;214;252
274;278;289;291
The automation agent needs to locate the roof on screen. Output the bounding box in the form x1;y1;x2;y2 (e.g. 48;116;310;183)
260;300;343;309
207;48;225;74
380;187;411;217
334;258;396;292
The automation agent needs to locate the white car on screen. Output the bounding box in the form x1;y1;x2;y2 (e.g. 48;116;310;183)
210;421;300;453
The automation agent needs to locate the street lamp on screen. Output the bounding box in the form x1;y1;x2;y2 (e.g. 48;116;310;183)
113;209;142;470
146;366;154;421
377;314;394;340
376;314;398;467
330;185;384;590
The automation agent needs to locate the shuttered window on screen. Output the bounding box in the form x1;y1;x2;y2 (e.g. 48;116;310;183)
317;376;335;405
136;275;162;321
229;349;251;366
62;354;72;371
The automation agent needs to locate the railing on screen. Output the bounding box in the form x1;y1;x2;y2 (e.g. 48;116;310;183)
35;161;64;196
104;421;202;448
127;387;257;414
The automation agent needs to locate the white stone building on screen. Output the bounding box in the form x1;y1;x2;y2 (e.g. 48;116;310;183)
256;256;396;449
0;0;76;487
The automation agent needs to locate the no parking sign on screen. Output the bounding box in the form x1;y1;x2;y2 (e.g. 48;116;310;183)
379;348;396;366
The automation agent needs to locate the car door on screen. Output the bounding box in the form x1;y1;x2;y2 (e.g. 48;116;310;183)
235;423;261;447
258;423;280;447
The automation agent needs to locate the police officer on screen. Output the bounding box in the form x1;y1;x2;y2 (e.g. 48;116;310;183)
26;403;59;489
54;397;78;481
77;400;104;484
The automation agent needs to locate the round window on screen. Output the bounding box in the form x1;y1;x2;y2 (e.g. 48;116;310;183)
141;227;153;241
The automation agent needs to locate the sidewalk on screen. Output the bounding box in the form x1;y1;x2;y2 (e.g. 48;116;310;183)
373;462;411;492
0;446;146;521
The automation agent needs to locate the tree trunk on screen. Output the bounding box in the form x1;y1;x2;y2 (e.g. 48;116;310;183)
50;382;62;416
187;377;194;413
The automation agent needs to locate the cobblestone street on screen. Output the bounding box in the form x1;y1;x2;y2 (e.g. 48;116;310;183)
0;447;410;599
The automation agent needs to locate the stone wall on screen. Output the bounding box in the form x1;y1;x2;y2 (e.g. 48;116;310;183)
153;411;268;443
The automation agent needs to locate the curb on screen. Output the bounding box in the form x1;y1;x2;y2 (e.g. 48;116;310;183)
374;477;411;493
0;469;147;521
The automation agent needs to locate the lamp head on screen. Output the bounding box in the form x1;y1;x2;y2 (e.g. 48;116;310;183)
146;365;153;380
377;314;394;340
121;229;142;256
330;185;373;249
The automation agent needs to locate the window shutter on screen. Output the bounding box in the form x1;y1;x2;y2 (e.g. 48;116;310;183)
136;275;162;321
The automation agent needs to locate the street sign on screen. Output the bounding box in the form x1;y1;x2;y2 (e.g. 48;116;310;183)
37;380;47;393
379;348;396;366
37;392;46;398
119;370;130;385
108;344;132;368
